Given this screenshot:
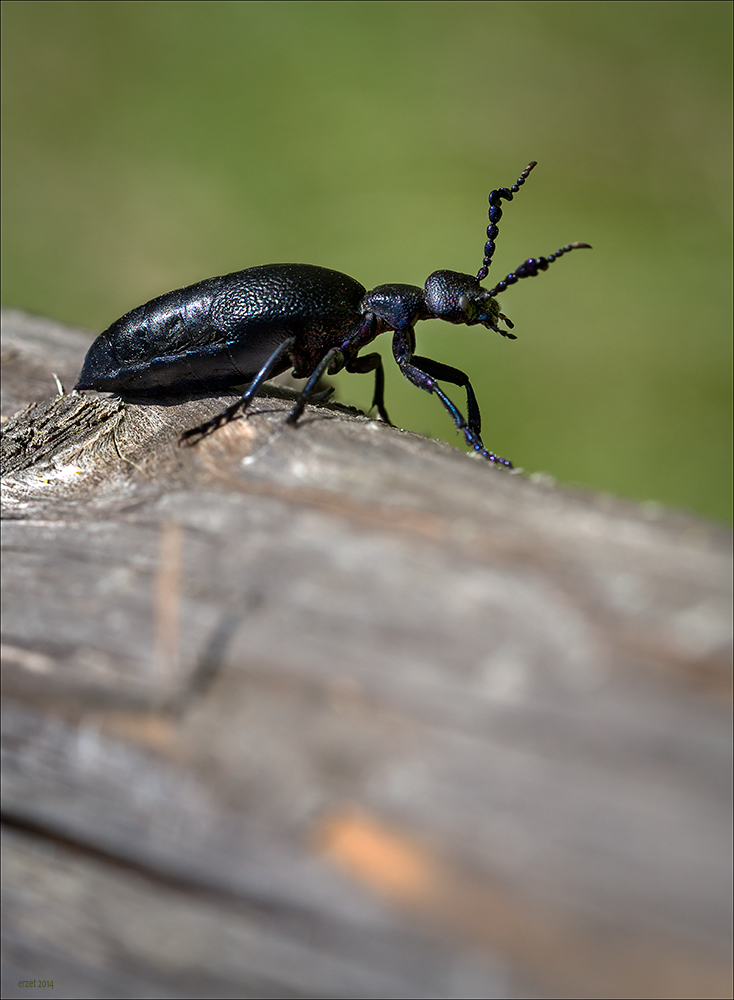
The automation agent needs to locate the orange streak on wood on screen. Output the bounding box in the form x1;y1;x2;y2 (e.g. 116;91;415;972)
156;521;182;684
316;807;436;900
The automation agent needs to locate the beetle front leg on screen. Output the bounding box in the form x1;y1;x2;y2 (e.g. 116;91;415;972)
392;328;511;468
410;354;482;436
180;336;297;444
345;352;392;425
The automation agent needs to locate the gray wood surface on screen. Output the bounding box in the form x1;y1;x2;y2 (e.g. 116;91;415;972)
2;306;732;999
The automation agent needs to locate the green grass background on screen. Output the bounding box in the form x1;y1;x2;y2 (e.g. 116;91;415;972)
2;1;731;521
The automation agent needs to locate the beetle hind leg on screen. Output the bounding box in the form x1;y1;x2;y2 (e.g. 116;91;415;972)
180;336;297;445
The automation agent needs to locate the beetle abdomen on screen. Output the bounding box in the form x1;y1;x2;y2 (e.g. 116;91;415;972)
76;264;367;395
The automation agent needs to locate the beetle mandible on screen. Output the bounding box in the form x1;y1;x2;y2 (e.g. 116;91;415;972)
76;161;590;467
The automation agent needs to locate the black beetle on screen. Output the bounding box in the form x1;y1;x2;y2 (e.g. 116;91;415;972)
76;162;590;467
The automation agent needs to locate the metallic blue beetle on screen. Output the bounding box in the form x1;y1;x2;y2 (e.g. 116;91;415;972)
76;162;590;467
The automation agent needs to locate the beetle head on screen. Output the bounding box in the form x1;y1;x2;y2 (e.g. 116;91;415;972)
423;270;516;338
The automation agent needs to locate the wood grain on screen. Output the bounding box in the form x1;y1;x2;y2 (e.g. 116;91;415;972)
2;307;732;999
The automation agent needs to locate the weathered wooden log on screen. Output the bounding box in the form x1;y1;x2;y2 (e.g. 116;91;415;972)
2;306;731;1000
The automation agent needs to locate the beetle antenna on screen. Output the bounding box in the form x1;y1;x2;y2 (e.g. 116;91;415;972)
476;160;537;282
485;242;592;298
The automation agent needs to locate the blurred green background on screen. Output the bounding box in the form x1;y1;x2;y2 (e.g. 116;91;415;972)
2;1;731;521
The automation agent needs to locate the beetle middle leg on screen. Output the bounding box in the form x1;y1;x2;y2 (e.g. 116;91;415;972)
180;336;297;444
287;347;345;424
345;352;392;425
392;328;511;467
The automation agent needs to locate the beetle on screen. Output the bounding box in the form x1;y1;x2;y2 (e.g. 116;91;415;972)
76;161;590;467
